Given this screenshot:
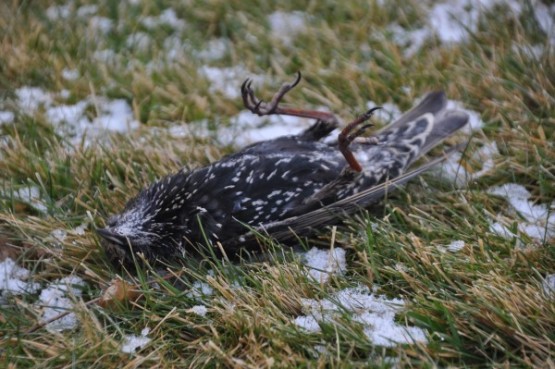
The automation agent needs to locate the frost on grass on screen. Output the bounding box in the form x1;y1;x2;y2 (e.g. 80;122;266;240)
0;258;40;301
300;247;346;283
487;183;555;242
267;11;308;47
121;327;151;354
39;276;85;332
294;285;427;347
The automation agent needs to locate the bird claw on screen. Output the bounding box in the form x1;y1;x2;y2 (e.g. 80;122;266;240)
241;72;302;116
338;107;381;172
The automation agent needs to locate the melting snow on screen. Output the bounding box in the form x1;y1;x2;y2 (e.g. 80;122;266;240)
189;305;208;316
140;9;186;31
199;66;265;99
14;86;139;146
542;274;555;298
301;247;347;283
388;0;535;56
0;111;14;124
366;101;402;123
39;276;85;332
294;285;428;347
121;327;151;353
8;186;48;213
267;11;308;46
0;258;40;299
487;183;555;241
437;141;498;188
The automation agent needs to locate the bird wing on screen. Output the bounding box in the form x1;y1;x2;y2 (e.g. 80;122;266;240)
223;149;459;251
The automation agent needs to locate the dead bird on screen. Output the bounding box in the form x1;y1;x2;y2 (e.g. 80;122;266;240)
97;73;469;266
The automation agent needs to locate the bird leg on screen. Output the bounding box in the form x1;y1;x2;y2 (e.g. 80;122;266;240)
241;73;381;171
338;107;381;172
241;72;340;130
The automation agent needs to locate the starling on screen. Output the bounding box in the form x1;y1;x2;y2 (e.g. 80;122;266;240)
97;73;469;266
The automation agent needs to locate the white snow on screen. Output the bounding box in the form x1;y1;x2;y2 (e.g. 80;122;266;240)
189;305;208;316
446;240;465;252
199;66;265;99
50;229;68;243
446;100;484;133
187;280;215;299
0;258;40;299
121;327;151;353
542;274;555;298
267;11;307;46
437;141;498;188
39;276;85;332
195;38;229;61
301;247;347;283
487;183;555;241
126;32;151;51
388;0;533;56
9;186;48;213
141;9;186;31
46;4;71;20
366;101;402;123
15;87;53;113
294;285;427;347
76;4;98;18
0;111;14;124
88;16;114;34
61;68;80;81
532;2;555;43
15;87;139;146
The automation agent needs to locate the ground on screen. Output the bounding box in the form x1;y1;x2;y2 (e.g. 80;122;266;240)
0;0;554;368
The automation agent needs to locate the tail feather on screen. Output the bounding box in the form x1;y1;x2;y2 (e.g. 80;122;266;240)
371;91;469;168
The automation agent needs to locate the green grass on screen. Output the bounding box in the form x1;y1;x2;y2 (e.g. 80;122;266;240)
1;0;554;367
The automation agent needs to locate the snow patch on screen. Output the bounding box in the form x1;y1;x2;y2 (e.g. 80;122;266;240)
366;101;402;123
39;276;85;332
14;86;139;146
437;141;498;187
294;285;427;347
267;11;307;46
0;111;14;124
8;186;48;213
199;66;265;99
301;247;347;283
141;9;186;31
487;183;555;241
189;305;208;317
121;327;151;353
542;274;555;298
0;258;40;299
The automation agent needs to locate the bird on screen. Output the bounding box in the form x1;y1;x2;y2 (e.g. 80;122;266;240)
97;72;469;267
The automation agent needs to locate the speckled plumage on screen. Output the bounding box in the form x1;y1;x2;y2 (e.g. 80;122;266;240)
97;76;468;266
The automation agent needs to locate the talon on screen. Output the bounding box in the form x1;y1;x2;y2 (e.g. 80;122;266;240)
338;107;381;172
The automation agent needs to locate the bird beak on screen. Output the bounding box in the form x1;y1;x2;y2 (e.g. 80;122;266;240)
96;228;125;245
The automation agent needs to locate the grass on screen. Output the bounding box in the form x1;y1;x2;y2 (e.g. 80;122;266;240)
1;0;554;367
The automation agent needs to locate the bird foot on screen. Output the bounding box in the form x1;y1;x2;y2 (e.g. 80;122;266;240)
338;107;381;172
241;72;340;127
